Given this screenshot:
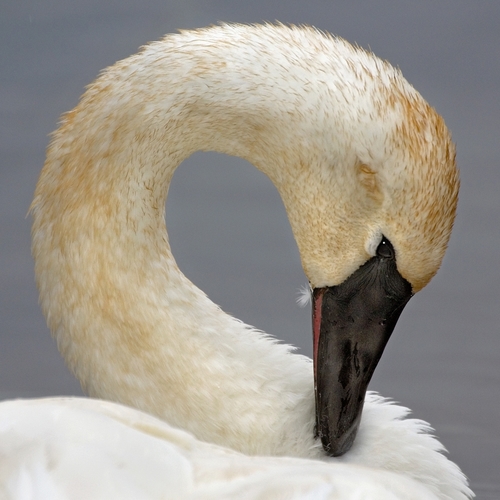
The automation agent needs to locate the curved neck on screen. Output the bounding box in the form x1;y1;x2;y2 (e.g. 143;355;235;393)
32;28;335;457
32;24;440;459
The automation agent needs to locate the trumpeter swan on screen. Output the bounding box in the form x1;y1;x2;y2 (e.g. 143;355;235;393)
2;24;472;499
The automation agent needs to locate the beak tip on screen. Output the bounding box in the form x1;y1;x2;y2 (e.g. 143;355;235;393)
328;433;357;457
319;414;361;457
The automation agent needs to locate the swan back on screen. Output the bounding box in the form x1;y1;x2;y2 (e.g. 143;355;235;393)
0;397;467;499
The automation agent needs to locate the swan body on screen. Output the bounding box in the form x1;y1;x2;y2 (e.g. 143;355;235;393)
0;397;463;499
15;23;471;498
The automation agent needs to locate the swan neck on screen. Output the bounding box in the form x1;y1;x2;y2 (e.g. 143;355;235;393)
32;40;322;456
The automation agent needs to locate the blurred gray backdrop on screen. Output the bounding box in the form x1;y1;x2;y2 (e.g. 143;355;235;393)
1;1;499;497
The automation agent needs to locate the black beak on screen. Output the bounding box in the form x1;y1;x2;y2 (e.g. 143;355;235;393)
312;237;413;457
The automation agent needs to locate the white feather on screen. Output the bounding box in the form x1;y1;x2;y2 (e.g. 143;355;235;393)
0;397;457;499
297;284;312;307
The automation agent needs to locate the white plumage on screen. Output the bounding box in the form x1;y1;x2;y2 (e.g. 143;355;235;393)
2;24;472;499
0;397;466;499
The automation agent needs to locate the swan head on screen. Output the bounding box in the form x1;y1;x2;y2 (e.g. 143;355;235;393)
264;52;459;456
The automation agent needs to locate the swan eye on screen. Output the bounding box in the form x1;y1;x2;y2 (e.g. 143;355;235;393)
376;236;395;260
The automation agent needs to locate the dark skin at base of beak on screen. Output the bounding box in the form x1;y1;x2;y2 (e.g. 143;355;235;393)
312;239;413;457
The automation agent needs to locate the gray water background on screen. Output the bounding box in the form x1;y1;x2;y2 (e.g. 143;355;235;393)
1;2;499;497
